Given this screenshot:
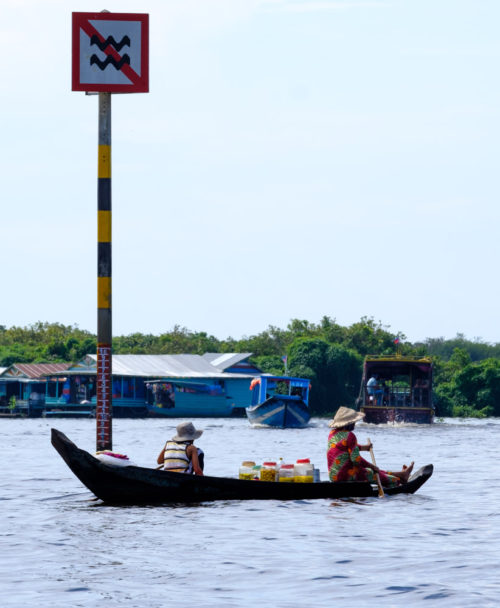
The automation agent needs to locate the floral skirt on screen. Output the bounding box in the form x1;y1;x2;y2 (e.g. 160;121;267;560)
328;457;400;488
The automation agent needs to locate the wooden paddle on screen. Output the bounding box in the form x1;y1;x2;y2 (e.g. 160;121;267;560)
367;437;385;498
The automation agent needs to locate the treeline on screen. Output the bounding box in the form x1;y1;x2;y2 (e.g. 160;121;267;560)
1;318;499;418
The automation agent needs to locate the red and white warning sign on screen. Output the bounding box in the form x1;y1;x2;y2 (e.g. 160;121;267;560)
72;12;149;93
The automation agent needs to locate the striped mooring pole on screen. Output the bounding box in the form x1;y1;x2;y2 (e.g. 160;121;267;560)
96;91;112;451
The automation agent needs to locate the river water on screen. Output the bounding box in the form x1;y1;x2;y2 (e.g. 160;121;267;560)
1;417;499;607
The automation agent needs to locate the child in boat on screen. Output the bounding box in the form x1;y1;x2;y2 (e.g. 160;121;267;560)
327;407;413;487
157;421;204;475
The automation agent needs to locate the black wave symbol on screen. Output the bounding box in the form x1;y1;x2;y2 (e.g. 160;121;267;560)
90;35;130;51
90;54;131;70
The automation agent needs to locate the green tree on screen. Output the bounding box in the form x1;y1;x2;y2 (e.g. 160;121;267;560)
288;338;362;415
342;317;404;356
453;359;500;416
251;355;285;376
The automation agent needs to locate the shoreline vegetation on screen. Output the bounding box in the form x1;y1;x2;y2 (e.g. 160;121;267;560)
1;318;499;418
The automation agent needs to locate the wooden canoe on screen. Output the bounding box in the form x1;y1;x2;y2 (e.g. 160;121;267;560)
51;428;433;505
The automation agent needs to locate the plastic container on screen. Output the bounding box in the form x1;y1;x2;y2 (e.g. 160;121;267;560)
313;467;321;483
239;460;256;480
260;461;278;482
252;465;262;480
278;463;295;482
294;458;314;483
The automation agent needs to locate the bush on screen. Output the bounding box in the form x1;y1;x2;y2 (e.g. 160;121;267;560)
452;404;493;418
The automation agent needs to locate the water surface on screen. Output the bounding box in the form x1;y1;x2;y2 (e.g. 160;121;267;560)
1;417;498;607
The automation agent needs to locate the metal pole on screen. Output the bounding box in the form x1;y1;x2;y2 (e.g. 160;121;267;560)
96;91;112;451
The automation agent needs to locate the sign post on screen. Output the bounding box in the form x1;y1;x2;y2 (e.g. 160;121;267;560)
72;11;149;451
96;91;112;452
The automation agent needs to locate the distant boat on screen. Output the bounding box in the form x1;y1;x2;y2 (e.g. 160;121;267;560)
246;375;311;428
358;355;434;424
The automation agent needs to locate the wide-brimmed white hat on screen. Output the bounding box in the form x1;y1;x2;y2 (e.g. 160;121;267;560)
329;406;365;428
172;421;203;442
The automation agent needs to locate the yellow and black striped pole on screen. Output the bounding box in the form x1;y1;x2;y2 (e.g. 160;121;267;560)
96;91;112;451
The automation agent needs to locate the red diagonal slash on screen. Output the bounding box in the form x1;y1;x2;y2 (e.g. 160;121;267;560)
80;19;140;85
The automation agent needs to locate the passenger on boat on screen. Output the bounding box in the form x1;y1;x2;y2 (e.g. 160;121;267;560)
367;374;384;405
157;421;204;475
327;407;413;487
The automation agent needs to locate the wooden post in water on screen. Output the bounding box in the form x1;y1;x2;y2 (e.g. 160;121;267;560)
96;91;112;451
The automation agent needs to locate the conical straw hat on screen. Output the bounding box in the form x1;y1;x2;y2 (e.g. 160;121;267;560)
329;406;365;428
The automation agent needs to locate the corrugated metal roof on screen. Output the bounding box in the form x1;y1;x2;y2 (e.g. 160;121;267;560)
202;353;252;371
2;363;71;379
67;354;255;379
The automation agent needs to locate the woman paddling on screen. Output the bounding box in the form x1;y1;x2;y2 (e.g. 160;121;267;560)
327;407;413;487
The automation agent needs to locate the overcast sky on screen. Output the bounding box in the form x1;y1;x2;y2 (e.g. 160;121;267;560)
1;0;499;344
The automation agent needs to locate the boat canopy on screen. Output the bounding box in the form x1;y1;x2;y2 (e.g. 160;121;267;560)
364;356;432;378
261;375;310;387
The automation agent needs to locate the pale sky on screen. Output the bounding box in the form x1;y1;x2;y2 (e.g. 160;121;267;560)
1;0;499;344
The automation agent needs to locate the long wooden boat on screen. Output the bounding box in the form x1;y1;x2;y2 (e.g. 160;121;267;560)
52;428;433;504
246;375;311;428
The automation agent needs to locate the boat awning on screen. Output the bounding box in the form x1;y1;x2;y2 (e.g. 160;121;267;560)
364;356;432;376
261;375;311;386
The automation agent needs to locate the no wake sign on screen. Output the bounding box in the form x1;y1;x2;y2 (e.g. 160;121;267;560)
72;12;149;93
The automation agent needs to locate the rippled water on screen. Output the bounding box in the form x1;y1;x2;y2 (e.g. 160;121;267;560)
1;417;499;607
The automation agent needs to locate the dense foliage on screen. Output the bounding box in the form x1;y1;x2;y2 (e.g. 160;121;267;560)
0;323;95;367
1;318;499;417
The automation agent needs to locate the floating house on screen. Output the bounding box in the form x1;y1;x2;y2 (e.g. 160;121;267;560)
49;353;260;417
0;363;72;415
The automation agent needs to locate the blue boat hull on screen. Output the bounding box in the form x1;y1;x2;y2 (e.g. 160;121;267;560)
245;396;310;428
